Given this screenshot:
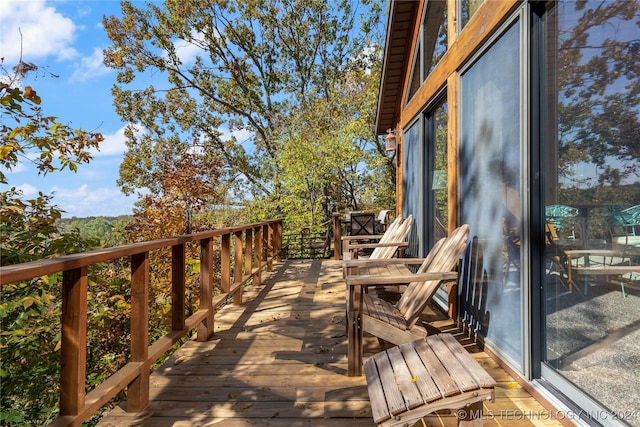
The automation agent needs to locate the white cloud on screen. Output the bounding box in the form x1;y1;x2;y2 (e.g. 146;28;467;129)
224;128;254;145
16;183;38;196
90;125;134;156
51;184;134;217
69;47;110;83
172;31;204;65
0;1;78;64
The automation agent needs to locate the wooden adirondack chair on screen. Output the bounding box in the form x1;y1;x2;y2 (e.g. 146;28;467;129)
342;214;413;262
345;224;470;376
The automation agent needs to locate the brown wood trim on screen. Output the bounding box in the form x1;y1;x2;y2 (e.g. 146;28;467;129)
400;0;521;130
397;130;402;219
447;0;459;47
447;72;459;232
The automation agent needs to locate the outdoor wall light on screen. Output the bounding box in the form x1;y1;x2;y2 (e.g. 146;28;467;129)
385;128;396;152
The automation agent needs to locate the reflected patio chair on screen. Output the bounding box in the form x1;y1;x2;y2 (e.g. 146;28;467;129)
545;204;581;243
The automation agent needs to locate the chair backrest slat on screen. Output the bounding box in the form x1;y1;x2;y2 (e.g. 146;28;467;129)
370;215;413;259
396;224;470;328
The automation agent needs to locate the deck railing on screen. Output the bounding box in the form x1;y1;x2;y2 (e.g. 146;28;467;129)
0;219;283;427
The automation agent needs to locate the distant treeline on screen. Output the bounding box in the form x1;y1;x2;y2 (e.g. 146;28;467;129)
56;215;133;248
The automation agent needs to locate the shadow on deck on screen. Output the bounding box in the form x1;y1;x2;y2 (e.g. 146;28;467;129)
97;259;563;427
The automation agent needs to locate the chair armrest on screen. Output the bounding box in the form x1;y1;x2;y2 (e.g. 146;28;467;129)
345;241;409;250
341;234;385;242
346;271;458;286
343;257;427;268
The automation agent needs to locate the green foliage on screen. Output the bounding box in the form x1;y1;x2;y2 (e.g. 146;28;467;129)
557;0;640;186
0;277;62;426
0;58;108;426
0;64;103;186
56;215;132;248
103;0;391;237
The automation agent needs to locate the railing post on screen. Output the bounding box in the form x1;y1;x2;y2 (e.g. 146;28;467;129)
234;231;244;305
274;220;282;262
128;252;149;412
333;213;342;260
245;228;253;286
266;223;273;272
172;244;186;331
221;233;231;296
254;226;262;286
198;238;214;341
59;267;88;416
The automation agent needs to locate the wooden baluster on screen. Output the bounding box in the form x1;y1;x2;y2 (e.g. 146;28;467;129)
172;244;186;331
274;220;282;263
234;231;244;305
333;214;342;260
245;228;254;286
266;223;273;271
60;267;88;416
221;233;231;297
198;238;214;341
254;226;263;286
128;252;149;411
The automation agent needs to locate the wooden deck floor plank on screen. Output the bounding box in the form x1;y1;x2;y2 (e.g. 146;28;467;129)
97;260;563;427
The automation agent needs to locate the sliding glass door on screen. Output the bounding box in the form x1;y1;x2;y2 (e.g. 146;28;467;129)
459;19;523;367
539;1;640;424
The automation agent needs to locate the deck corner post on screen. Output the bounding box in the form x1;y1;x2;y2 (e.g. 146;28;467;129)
266;223;274;272
254;226;263;286
128;251;150;412
333;213;342;260
275;220;283;263
245;228;253;286
60;266;88;416
172;243;186;331
234;230;244;305
198;237;215;341
221;233;231;297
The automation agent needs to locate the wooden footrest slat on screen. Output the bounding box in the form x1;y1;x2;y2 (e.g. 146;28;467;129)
364;334;496;426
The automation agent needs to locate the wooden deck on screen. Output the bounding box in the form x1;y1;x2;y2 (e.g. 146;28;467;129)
97;259;564;427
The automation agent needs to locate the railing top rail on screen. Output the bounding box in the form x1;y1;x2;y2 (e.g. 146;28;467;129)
0;219;282;287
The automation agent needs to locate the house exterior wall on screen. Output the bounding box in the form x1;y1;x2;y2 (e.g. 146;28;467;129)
378;1;640;426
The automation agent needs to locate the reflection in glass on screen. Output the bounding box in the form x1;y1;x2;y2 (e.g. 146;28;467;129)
424;1;447;78
432;100;449;240
459;22;521;364
461;0;483;30
542;1;640;423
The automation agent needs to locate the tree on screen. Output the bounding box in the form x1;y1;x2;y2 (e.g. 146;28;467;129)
1;57;104;263
103;0;389;230
1;58;105;425
557;0;640;189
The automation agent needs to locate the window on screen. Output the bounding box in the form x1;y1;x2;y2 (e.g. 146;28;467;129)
459;20;522;365
461;0;483;30
423;1;447;78
540;1;640;421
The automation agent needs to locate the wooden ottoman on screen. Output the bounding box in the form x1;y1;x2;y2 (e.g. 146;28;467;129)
364;333;496;427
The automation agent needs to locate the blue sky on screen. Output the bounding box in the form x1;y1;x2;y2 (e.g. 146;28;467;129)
1;0;151;218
